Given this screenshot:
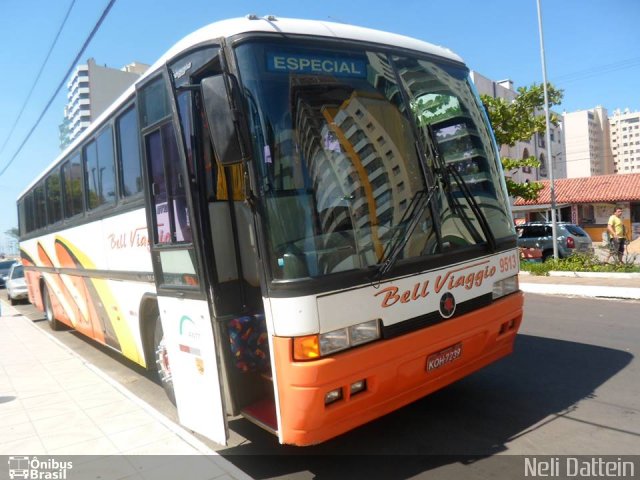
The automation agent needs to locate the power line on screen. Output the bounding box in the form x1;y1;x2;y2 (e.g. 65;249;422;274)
0;0;117;177
554;57;640;81
554;57;640;85
0;0;77;158
560;62;640;86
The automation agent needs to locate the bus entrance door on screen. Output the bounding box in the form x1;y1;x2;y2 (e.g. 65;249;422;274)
137;69;228;445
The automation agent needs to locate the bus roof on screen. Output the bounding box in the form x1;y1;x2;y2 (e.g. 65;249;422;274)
20;16;464;198
155;16;464;69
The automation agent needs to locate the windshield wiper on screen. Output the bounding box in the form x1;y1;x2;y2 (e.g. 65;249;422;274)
426;124;496;251
373;184;438;282
446;162;497;251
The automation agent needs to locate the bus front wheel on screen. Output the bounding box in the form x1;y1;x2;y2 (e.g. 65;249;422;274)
154;316;176;405
42;284;62;331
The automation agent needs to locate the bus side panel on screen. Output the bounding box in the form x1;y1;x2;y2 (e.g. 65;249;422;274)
55;240;103;339
17;208;154;366
43;251;97;339
272;292;523;446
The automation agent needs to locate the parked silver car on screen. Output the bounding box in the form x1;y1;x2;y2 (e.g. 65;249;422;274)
516;222;593;261
6;263;28;305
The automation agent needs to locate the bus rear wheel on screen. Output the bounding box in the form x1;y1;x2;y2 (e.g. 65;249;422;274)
154;316;176;405
42;284;62;331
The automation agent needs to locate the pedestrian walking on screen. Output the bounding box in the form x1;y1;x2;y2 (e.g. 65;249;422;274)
607;207;627;263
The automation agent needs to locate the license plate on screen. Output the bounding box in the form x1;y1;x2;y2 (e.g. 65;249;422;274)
426;343;462;372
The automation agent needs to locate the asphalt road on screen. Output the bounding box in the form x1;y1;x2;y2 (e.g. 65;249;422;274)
11;293;640;479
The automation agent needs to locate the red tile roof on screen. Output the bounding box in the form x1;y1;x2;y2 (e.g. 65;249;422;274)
514;173;640;206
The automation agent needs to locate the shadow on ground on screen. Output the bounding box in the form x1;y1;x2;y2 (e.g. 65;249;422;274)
221;334;633;479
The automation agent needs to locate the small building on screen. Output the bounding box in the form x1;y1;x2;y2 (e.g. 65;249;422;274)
513;173;640;242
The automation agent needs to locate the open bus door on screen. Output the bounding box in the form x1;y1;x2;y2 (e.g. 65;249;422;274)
136;67;228;445
196;70;284;439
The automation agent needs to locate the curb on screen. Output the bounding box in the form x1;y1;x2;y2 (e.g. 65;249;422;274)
547;271;640;279
519;283;640;300
518;269;640;300
519;270;640;279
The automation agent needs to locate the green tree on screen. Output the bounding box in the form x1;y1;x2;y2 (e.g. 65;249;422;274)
481;83;563;200
5;227;19;239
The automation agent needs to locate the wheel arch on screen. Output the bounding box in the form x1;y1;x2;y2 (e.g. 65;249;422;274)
39;275;47;304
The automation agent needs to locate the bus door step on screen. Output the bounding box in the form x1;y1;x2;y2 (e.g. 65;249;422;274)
241;397;277;434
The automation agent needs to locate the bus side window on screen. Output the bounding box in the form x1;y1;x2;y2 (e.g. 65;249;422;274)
116;106;143;197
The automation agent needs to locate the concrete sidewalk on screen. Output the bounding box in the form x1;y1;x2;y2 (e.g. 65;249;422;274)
519;271;640;300
0;300;251;480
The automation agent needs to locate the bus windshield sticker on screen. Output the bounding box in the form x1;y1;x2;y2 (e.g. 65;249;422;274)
266;52;367;78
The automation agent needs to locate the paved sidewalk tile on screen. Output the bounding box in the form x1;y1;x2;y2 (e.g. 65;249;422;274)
0;303;252;480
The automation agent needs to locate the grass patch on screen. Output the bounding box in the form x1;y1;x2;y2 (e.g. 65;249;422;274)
520;252;640;276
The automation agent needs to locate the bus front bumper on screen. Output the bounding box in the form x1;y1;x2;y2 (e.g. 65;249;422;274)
272;292;524;446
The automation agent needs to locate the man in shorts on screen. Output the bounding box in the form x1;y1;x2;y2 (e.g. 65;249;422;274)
607;207;626;262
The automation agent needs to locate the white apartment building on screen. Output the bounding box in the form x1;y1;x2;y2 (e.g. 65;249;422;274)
63;58;149;143
610;108;640;174
562;106;613;178
470;72;566;183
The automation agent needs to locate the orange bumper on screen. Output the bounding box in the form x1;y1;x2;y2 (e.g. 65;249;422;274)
273;292;524;446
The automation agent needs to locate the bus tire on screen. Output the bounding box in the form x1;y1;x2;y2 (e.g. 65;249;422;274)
154;316;176;405
42;284;62;331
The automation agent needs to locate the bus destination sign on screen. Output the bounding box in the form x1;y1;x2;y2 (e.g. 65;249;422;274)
267;52;367;78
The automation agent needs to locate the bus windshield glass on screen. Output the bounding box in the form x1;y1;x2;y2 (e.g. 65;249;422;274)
235;41;513;281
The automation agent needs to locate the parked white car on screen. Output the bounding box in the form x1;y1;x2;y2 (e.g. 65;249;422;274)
6;263;28;305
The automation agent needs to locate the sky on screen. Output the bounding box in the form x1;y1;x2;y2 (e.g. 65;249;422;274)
0;0;639;253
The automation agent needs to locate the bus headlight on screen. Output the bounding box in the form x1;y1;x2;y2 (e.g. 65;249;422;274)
492;275;519;300
348;320;380;346
294;320;381;360
319;328;349;355
319;319;381;355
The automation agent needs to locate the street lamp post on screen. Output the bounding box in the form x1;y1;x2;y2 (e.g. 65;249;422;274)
536;0;558;260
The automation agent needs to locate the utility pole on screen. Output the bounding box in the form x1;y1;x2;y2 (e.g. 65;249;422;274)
536;0;558;260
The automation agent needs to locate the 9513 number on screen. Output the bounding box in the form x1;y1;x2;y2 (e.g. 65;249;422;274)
499;253;518;273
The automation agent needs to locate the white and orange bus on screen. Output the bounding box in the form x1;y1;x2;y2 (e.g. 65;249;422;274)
17;16;522;446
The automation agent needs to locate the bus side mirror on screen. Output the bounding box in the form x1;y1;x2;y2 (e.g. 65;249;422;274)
201;75;244;165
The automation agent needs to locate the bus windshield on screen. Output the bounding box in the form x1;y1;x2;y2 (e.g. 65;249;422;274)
235;41;513;281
